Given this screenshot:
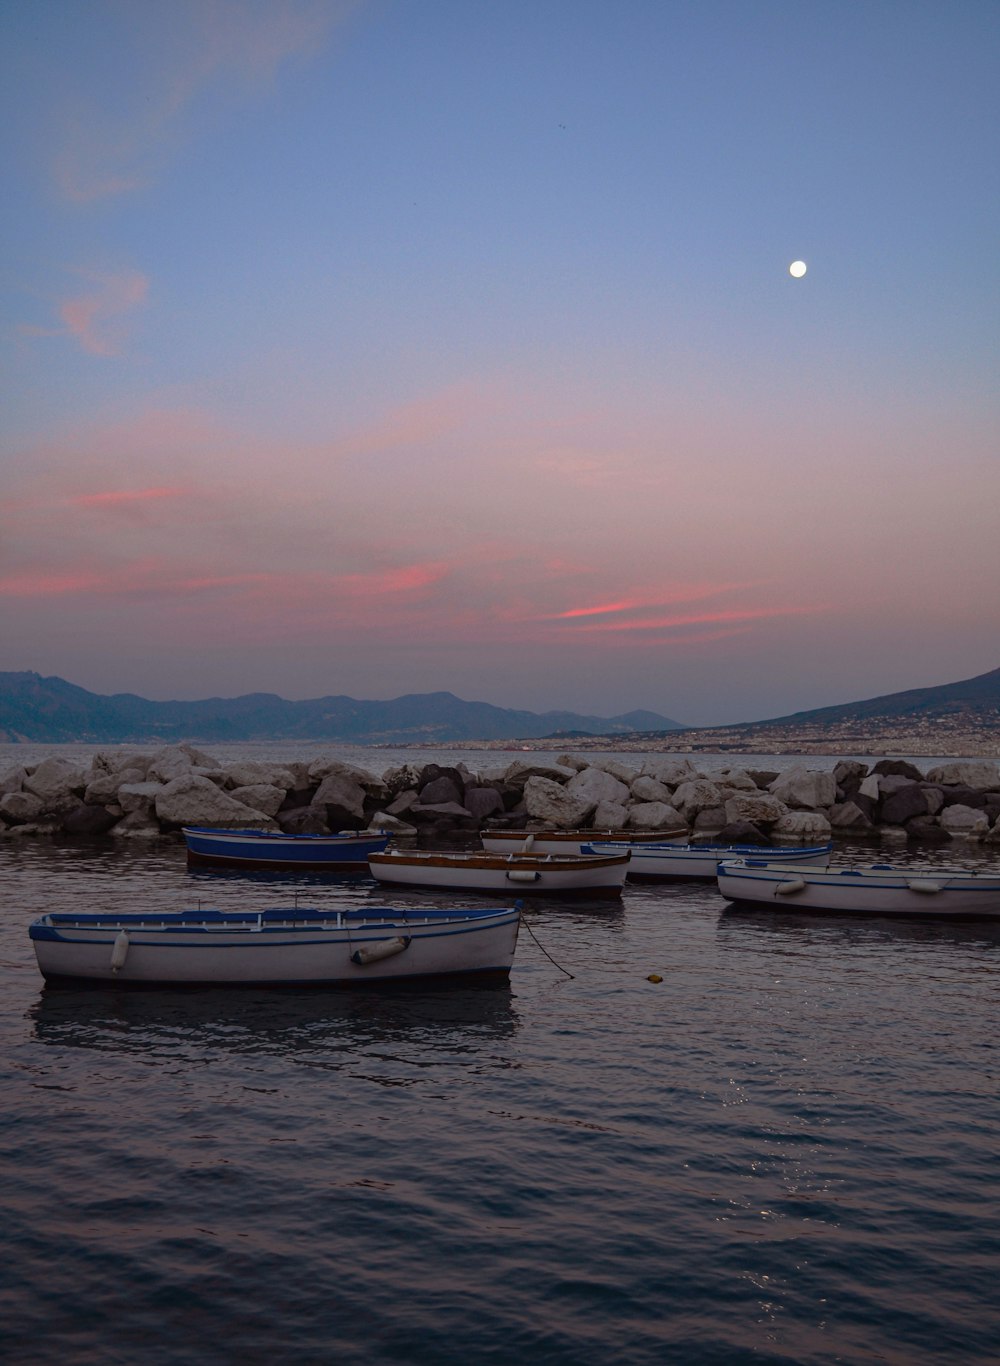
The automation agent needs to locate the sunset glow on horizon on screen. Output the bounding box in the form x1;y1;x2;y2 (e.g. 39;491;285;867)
2;2;997;725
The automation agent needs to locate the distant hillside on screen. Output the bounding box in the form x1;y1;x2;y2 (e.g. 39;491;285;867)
740;665;1000;729
0;672;684;745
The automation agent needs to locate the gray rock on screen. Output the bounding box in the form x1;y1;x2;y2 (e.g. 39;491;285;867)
118;782;165;815
504;759;579;788
154;775;276;829
692;807;726;835
366;812;417;835
0;766;27;797
419;776;463;806
833;760;869;790
24;757;88;804
772;811;832;842
926;760;1000;789
715;821;767;845
229;784;286;818
522;776;594;827
872;759;924;781
939;805;989;837
62;803;120;836
593;801;629;828
829;801;874;831
640;757;695;787
0;791;45;824
147;744;218;783
627;802;684;830
463;787;504;821
880;782;930;826
673;779;723;817
223;761;296;791
768;767;836;810
566;767;631;808
313;773;366;822
277;806;329;834
630;775;673;804
723;793;787;827
385;790;419;816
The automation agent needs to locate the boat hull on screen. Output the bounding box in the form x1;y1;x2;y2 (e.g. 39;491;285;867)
182;827;390;870
716;861;1000;917
585;841;832;881
29;906;520;985
480;828;686;856
369;850;629;896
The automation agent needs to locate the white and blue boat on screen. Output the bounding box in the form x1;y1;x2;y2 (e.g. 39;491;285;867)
716;860;1000;917
582;841;832;881
29;904;521;985
182;827;390;870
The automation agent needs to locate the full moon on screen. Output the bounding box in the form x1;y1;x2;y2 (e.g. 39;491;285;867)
789;260;807;278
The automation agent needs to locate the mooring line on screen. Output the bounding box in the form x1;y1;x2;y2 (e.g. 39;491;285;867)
521;914;575;979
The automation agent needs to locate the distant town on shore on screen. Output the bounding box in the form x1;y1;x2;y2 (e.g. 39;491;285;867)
1;666;998;758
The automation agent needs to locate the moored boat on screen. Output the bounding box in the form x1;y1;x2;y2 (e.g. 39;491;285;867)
29;904;521;985
480;827;686;856
182;827;390;870
716;860;1000;917
369;848;630;896
584;841;833;881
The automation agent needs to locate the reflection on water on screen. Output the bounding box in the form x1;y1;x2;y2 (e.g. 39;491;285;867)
29;980;520;1058
717;903;1000;952
5;821;1000;1366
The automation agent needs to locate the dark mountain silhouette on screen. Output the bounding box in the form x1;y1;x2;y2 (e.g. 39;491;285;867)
734;665;1000;729
0;672;684;744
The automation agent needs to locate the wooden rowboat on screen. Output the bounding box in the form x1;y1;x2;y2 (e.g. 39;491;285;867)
369;848;630;896
29;904;521;985
182;827;390;870
584;841;832;881
716;860;1000;918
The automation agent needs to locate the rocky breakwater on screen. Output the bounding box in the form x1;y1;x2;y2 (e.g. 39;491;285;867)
1;746;1000;848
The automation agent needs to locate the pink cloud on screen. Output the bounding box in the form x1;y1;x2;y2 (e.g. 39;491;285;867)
53;1;356;202
556;605;823;634
73;487;189;509
58;270;149;356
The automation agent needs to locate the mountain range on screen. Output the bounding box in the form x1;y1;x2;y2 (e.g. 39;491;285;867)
0;672;683;745
2;667;997;748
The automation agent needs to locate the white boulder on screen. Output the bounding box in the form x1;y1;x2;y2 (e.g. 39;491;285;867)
630;775;673;804
229;784;287;818
938;805;989;838
673;779;723;817
566;767;631;808
154;775;277;828
640;757;695;787
522;777;594;827
768;767;836;810
771;811;832;842
592;801;629;828
723;793;788;827
24;758;87;804
925;761;1000;789
627;802;685;830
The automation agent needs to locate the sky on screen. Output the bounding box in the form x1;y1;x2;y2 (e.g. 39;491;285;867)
1;0;998;727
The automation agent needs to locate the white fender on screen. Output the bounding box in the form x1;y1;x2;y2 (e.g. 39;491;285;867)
906;879;943;894
520;834;535;852
507;869;541;883
110;929;130;971
774;878;806;896
351;936;411;966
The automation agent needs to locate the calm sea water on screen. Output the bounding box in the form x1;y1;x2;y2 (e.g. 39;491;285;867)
2;748;999;1364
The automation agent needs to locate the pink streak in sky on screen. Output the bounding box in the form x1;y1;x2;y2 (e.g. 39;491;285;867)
73;487;189;508
556;605;822;634
55;270;149;355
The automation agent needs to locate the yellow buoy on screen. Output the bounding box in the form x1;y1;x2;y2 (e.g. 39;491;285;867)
647;973;663;983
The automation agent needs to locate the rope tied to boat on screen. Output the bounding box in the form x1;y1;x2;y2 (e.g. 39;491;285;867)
520;914;575;979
